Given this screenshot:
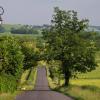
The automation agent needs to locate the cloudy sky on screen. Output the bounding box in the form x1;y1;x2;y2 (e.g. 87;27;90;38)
0;0;100;25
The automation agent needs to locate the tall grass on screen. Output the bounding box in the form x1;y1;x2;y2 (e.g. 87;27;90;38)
0;68;37;100
18;67;37;90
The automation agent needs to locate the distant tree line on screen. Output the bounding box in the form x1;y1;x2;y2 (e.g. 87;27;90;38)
11;25;39;34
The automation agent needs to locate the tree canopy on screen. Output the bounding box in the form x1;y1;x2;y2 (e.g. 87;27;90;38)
42;7;97;86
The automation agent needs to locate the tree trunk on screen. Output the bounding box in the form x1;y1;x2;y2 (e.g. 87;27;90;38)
64;71;70;86
62;61;71;86
58;74;61;86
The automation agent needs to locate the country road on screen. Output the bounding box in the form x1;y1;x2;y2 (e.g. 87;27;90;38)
16;67;73;100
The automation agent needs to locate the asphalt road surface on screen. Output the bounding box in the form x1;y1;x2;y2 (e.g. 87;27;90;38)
16;67;73;100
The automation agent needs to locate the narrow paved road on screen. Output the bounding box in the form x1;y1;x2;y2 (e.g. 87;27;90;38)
16;67;73;100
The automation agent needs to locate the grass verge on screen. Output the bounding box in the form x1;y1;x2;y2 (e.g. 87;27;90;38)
18;67;37;90
0;67;37;100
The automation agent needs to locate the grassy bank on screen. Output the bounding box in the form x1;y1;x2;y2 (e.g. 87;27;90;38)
19;67;37;90
0;67;37;100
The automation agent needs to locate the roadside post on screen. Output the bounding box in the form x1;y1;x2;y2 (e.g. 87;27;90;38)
0;6;4;25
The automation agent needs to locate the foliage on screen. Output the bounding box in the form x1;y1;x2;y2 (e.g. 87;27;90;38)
11;25;39;34
19;39;38;70
18;67;37;90
36;37;46;60
79;31;100;51
0;74;17;93
0;36;24;92
48;60;63;84
42;7;97;86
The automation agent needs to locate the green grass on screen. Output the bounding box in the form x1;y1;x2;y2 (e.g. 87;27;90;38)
55;85;100;100
48;77;100;100
18;67;37;90
70;79;100;88
0;67;37;100
20;70;30;84
77;66;100;79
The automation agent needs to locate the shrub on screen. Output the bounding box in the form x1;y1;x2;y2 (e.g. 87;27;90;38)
0;74;17;93
20;41;38;70
0;35;24;92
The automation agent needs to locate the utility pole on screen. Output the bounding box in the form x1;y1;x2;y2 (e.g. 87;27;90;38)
0;6;4;25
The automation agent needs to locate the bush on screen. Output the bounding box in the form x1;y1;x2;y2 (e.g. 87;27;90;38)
20;41;38;70
0;35;24;92
0;74;17;93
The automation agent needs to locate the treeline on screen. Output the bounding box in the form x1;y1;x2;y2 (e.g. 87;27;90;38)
11;25;39;34
0;24;51;34
0;25;40;34
0;35;40;92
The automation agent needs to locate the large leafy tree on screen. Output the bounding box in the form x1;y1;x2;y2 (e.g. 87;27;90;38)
42;7;97;86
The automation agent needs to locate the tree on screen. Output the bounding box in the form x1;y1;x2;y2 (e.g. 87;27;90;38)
0;36;24;92
42;7;97;86
0;36;24;78
48;60;63;85
19;39;39;70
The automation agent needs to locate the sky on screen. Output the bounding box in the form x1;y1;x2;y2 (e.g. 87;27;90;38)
0;0;100;25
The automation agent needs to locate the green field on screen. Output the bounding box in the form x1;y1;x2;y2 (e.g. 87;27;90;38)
48;51;100;100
